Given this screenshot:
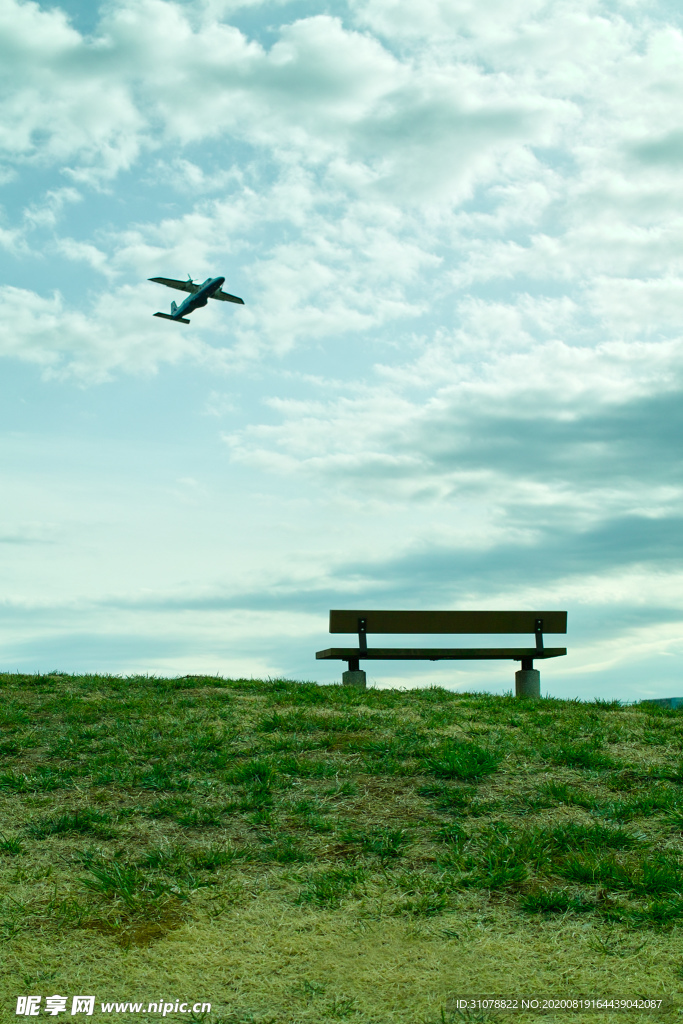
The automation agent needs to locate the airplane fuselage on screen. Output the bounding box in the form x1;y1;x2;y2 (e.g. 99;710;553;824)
173;276;225;319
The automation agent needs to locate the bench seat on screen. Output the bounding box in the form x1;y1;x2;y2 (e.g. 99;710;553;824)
317;647;567;661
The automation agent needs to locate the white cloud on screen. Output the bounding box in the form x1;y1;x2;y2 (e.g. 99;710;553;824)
203;390;239;417
589;276;683;331
53;237;111;273
0;223;25;254
149;158;244;193
222;331;683;530
2;0;681;391
0;283;235;382
23;188;82;230
0;1;143;178
0;0;572;200
349;0;551;43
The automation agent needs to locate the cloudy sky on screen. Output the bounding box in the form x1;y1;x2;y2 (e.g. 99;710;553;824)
1;0;682;700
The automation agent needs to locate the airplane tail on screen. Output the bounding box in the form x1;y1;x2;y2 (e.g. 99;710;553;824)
171;300;178;314
154;312;190;324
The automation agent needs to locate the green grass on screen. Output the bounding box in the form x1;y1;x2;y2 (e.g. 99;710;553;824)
25;807;118;839
337;825;413;863
0;672;683;1021
296;865;366;907
417;781;476;813
530;781;595;808
421;740;503;780
520;887;596;915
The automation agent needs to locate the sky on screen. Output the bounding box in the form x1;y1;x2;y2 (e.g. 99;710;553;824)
1;0;682;700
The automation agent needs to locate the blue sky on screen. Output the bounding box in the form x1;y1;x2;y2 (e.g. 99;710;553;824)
1;0;682;700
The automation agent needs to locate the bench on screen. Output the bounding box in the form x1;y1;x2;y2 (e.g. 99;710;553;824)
316;610;567;698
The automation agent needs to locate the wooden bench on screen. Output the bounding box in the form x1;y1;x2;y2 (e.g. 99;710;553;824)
316;610;567;698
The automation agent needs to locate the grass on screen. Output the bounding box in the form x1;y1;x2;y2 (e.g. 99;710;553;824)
0;674;682;1022
422;740;503;780
25;807;118;839
296;865;366;907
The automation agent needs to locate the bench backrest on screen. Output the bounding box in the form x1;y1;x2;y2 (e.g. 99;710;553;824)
329;610;567;634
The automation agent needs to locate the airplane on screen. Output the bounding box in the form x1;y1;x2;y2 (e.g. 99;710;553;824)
149;275;244;323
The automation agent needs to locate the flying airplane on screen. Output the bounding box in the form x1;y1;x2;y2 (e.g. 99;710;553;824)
149;275;244;323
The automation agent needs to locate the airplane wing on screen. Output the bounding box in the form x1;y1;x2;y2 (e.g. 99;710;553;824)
210;288;245;305
148;277;200;294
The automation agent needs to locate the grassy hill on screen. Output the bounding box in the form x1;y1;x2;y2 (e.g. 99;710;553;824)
0;672;682;1023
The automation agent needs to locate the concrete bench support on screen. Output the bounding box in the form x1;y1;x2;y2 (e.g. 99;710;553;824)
342;669;367;690
515;667;541;698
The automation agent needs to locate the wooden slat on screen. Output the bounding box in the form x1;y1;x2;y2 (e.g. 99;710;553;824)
328;610;567;635
316;647;567;661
